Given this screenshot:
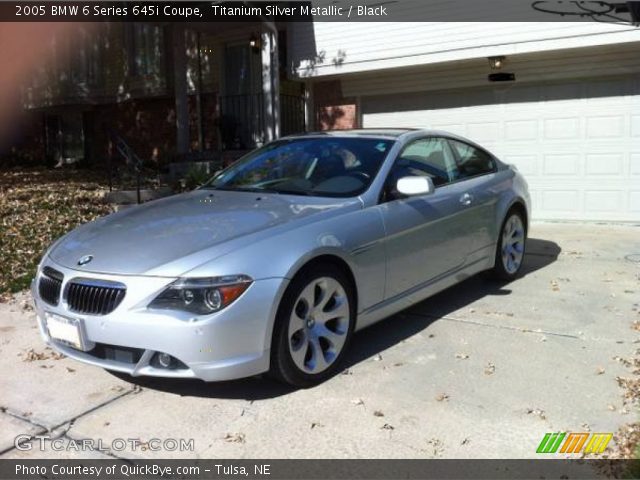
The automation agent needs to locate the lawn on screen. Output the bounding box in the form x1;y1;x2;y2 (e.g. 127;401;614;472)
0;168;115;300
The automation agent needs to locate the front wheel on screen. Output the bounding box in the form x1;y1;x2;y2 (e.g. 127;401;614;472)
490;210;527;280
270;265;355;387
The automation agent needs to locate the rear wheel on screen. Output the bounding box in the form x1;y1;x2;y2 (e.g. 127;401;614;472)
490;210;527;280
270;265;355;387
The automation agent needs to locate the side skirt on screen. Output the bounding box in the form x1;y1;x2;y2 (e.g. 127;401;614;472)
355;254;493;331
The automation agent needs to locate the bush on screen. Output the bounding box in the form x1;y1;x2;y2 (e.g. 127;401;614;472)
182;165;211;190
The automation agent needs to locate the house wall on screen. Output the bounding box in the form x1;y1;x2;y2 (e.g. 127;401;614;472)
15;24;225;166
291;19;640;78
339;43;640;97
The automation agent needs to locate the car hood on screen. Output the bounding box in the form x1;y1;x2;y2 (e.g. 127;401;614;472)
49;189;358;276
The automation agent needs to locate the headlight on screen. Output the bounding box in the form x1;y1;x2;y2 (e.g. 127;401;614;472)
148;275;252;315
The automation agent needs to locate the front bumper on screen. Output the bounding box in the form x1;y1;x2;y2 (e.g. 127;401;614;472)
31;259;287;382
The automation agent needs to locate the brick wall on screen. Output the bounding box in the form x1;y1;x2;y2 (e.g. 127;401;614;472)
87;93;219;168
313;80;358;130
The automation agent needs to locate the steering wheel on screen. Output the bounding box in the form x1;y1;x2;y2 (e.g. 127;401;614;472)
345;171;371;182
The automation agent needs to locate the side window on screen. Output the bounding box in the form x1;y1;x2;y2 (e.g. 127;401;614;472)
391;137;457;187
449;140;496;179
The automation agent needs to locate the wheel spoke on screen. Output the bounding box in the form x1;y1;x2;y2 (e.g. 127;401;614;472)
308;336;328;373
512;241;524;253
299;283;316;309
290;335;309;370
316;279;338;310
316;295;349;322
288;300;307;338
316;323;347;352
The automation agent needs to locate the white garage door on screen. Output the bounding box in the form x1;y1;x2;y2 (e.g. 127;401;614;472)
363;77;640;222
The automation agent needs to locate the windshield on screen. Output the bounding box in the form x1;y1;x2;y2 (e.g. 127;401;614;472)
204;137;394;197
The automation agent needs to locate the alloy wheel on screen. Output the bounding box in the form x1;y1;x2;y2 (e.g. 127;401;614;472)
501;214;525;274
288;277;351;374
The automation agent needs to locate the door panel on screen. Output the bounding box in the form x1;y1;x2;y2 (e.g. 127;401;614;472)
378;184;478;299
447;139;500;253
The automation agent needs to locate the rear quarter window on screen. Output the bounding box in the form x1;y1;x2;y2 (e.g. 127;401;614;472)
449;140;496;178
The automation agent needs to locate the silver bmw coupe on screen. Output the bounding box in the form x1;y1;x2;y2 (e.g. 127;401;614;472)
32;129;530;387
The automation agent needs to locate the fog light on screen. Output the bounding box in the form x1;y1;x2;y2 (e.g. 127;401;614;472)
157;352;172;368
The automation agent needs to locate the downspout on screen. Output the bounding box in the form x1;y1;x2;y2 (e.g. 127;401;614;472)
251;4;280;141
195;31;204;151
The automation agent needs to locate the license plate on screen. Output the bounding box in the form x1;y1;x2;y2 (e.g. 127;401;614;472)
44;312;86;351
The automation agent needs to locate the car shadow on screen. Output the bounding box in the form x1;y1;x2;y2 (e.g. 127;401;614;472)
108;237;561;400
341;237;561;371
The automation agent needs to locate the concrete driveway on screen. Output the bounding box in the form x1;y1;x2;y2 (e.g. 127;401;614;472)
0;222;638;459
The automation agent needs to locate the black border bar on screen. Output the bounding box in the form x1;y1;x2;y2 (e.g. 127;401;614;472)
2;459;640;480
3;0;639;22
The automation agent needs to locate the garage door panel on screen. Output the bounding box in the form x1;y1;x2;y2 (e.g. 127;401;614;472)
586;115;625;138
363;77;639;221
631;116;640;137
630;154;640;175
543;118;581;139
584;191;625;213
503;155;537;175
542;154;580;176
505;120;538;141
630;192;640;212
585;154;624;176
541;191;581;214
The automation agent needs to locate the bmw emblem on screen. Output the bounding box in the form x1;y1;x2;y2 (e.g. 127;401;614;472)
77;255;93;266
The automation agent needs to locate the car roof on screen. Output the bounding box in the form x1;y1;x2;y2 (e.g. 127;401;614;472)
282;128;472;142
284;128;419;140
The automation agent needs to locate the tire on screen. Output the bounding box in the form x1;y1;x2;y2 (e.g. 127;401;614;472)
489;209;527;281
270;264;356;388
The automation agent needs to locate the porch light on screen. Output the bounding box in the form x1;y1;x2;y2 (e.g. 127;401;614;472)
488;56;506;70
249;33;261;53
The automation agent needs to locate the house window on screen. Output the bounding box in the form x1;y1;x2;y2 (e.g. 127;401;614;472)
130;24;163;76
70;28;102;85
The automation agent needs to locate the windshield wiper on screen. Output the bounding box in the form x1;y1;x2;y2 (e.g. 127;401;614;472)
207;186;268;193
208;186;312;196
270;189;311;196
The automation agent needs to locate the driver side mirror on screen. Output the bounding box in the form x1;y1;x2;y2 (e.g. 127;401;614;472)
396;176;435;197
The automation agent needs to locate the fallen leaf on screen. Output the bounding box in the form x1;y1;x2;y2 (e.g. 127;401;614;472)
435;393;449;402
373;410;384;417
484;362;496;375
223;433;246;444
526;408;546;420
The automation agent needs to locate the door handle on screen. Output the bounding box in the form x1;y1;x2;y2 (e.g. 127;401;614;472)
459;193;473;206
